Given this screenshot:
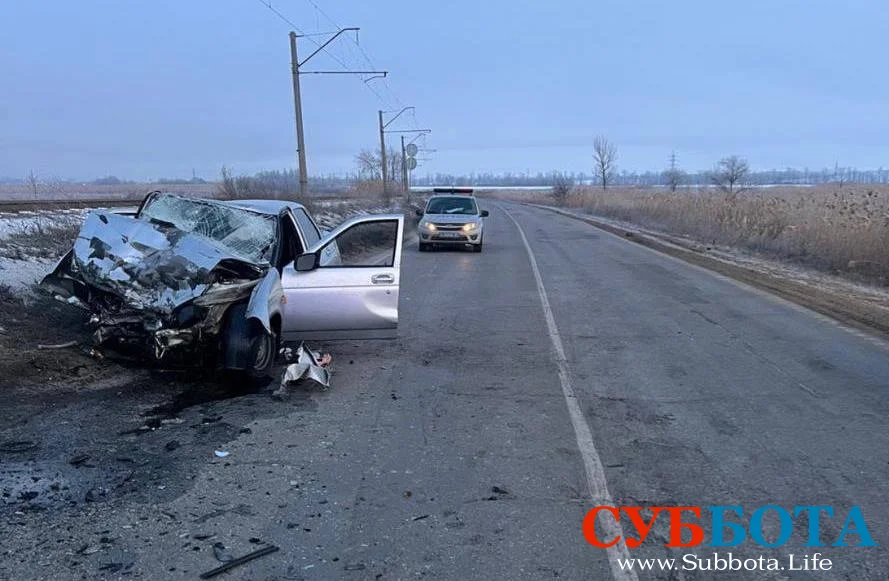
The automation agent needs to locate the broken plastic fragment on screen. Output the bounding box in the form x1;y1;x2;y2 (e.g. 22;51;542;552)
214;450;230;458
276;342;332;393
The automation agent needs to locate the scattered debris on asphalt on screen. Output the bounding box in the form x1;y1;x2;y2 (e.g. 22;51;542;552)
37;340;78;350
273;343;332;397
76;544;101;555
199;544;279;579
0;440;38;453
484;485;511;501
343;562;367;571
68;454;91;466
213;450;230;458
84;487;107;502
164;440;180;452
212;542;233;563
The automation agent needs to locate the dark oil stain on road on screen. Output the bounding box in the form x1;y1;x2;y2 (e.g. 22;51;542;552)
0;357;318;513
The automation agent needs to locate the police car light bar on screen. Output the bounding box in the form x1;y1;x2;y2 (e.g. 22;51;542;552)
432;187;474;194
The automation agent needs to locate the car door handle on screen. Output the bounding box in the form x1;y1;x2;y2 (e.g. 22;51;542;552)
371;274;395;285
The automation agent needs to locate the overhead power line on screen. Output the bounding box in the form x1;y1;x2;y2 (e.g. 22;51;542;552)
253;0;425;125
258;0;423;126
254;0;353;74
296;0;408;111
252;0;434;177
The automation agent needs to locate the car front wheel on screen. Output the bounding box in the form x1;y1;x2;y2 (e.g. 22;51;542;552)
222;303;278;380
247;325;276;379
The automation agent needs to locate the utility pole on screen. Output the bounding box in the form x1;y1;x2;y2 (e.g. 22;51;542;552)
288;29;386;198
290;32;308;197
378;107;418;195
378;110;388;191
401;135;408;193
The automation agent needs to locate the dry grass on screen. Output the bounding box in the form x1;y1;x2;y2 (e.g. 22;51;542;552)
0;182;216;204
492;185;889;285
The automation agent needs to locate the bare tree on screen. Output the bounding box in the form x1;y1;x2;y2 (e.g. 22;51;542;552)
355;148;403;204
355;149;381;180
551;172;574;206
711;155;750;194
218;165;238;199
834;161;848;188
592;136;617;190
381;148;404;206
26;170;39;198
663;151;686;192
387;147;403;189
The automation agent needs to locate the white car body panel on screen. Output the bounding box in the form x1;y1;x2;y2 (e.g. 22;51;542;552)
280;214;404;340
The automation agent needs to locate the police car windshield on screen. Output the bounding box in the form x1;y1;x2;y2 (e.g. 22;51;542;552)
426;196;478;215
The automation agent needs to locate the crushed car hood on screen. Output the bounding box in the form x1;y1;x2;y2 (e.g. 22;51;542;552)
64;211;267;313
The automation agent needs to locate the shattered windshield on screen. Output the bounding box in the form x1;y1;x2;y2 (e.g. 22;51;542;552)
139;193;278;263
425;196;478;215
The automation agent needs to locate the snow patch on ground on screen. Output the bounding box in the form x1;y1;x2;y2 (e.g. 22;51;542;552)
0;208;90;240
0;257;57;290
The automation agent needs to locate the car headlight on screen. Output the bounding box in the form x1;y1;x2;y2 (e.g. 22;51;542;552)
423;222;437;231
462;222;480;232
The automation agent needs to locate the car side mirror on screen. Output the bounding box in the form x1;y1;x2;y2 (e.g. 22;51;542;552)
415;208;424;217
480;210;490;217
295;252;319;272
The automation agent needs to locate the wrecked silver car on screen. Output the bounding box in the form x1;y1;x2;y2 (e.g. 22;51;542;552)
43;191;405;377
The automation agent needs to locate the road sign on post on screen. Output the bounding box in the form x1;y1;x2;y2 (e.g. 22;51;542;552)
403;145;418;193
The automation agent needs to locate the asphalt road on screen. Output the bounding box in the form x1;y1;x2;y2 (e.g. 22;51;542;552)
2;201;889;580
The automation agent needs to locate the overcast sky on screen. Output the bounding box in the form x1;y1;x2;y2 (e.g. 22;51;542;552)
2;0;888;181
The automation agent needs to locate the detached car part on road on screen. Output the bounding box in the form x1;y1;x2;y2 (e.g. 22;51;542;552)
416;188;489;252
42;191;404;378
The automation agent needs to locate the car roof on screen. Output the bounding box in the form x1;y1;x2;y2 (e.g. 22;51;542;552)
220;199;308;215
428;193;477;199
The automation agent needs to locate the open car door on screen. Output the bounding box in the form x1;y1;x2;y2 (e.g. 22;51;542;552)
280;214;404;340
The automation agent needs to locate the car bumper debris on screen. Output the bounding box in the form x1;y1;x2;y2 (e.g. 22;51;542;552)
274;343;333;394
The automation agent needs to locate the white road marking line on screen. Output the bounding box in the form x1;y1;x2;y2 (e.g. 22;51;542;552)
501;206;638;581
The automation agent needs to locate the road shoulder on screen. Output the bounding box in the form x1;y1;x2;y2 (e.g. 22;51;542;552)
532;203;889;342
